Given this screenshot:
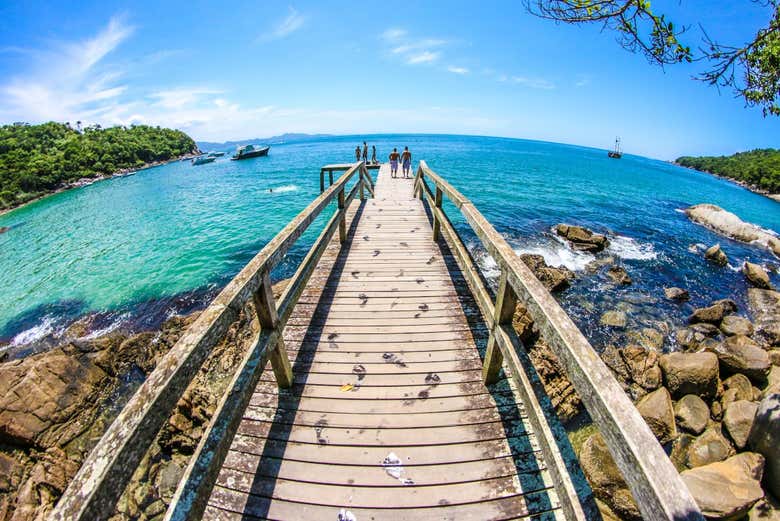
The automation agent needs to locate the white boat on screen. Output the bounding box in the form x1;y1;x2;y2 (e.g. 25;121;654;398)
192;156;216;166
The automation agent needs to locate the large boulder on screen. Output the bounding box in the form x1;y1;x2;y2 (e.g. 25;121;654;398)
688;426;736;468
723;400;759;450
621;346;662;390
675;394;710;435
744;262;773;289
685;203;780;257
708;335;771;382
689;299;737;325
748;393;780;498
636;387;677;444
579;432;641;520
555;223;609;253
705;244;730;266
519;253;574;293
659;352;719;398
681;452;765;520
720;315;755;337
748;288;780;347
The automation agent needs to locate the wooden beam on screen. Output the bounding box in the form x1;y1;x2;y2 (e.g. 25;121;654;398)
483;270;516;384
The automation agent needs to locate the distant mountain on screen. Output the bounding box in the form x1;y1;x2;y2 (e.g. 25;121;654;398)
197;133;332;151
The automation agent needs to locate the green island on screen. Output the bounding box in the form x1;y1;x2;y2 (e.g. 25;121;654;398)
676;149;780;194
0;122;197;210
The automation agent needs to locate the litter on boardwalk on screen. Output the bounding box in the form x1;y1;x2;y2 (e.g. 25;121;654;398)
382;452;414;485
338;508;357;521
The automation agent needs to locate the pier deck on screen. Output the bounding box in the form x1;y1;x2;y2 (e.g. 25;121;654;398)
204;164;560;520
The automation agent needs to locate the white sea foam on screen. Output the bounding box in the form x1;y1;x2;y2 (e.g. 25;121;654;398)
515;240;595;272
82;313;130;339
607;235;658;261
272;184;298;193
10;316;56;347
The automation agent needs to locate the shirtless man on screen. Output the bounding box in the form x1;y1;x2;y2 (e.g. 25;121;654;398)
371;145;377;164
401;146;412;178
389;148;401;178
362;142;368;163
355;145;361;162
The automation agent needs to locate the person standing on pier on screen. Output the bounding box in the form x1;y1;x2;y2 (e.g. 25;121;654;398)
362;141;368;163
371;145;377;164
389;148;400;178
401;146;412;178
355;145;361;162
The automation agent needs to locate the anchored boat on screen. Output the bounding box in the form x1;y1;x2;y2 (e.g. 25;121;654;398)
231;144;270;160
608;137;623;159
192;155;216;166
207;151;225;157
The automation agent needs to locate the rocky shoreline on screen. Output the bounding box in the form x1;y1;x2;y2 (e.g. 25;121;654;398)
1;208;779;520
0;153;200;218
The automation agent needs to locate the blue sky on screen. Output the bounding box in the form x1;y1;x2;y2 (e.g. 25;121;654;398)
0;1;777;159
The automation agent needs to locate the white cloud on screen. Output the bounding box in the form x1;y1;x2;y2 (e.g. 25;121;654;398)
149;88;224;109
381;27;447;67
447;66;469;74
261;7;306;41
575;75;591;88
407;51;440;65
510;76;555;90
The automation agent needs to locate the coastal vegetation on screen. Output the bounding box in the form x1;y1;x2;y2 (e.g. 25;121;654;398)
0;122;197;210
676;149;780;193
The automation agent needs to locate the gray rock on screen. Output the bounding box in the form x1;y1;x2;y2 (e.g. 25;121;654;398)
708;335;771;382
723;400;759;450
600;310;627;328
688;426;735;468
621;345;662;390
636;387;677;444
749;288;780;347
627;328;665;351
681;452;765;520
748;393;780;498
685;203;780;257
520;253;575;293
664;287;690;301
720;315;755;337
659;352;719;399
555;223;609;253
744;262;773;289
675;394;710;435
705;243;729;266
689;299;737;325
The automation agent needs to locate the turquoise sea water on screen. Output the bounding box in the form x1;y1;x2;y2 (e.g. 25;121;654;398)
1;134;778;356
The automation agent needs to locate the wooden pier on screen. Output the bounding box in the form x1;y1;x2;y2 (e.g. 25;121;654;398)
51;162;704;521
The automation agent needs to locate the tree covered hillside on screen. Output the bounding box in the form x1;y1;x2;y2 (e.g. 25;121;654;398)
0;122;197;209
676;149;780;194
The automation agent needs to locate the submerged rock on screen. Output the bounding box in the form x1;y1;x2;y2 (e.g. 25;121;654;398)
664;287;690;301
606;265;632;285
705;244;730;266
744;262;773;289
600;310;627;328
681;452;765;520
686;203;780;258
659;351;719;398
555;223;609;253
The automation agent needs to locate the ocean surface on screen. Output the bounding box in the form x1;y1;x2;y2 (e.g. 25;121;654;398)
1;134;778;357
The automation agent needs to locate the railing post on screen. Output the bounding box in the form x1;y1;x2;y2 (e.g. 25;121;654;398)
329;169;334;187
483;269;517;384
359;171;365;200
320;169;325;193
338;187;346;243
252;269;292;388
432;185;443;241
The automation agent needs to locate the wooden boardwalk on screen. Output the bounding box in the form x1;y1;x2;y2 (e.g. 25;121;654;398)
204;164;561;520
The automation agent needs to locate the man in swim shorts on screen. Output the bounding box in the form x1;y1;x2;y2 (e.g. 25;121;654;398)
355;145;361;162
362;142;368;163
389;148;400;178
401;146;412;178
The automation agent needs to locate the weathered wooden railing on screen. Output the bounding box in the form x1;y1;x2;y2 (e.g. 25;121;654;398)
320;162;379;194
414;161;704;521
51;162;374;521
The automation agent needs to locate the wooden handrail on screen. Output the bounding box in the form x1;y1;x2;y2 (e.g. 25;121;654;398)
51;163;369;521
414;161;704;521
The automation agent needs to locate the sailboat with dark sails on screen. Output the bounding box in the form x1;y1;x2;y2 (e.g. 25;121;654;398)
608;137;622;159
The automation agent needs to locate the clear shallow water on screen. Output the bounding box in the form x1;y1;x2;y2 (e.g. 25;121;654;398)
1;134;778;354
